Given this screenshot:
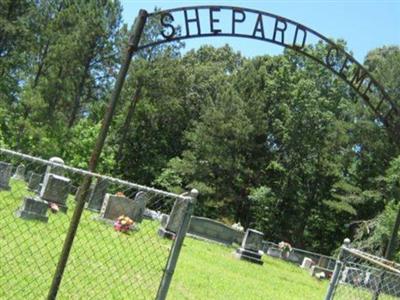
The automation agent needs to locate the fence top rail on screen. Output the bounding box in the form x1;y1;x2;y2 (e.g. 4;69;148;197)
0;148;189;200
344;247;400;275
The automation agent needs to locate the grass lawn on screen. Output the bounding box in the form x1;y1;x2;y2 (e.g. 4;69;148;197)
0;179;329;299
170;238;328;299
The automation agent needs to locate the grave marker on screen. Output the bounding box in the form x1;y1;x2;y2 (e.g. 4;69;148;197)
160;214;169;227
12;164;26;181
99;193;135;221
267;247;281;258
45;157;65;178
158;195;188;239
75;185;94;203
86;178;109;212
40;173;71;212
0;161;12;190
25;170;33;183
15;196;49;222
28;173;42;193
301;257;315;269
131;191;148;223
235;229;264;265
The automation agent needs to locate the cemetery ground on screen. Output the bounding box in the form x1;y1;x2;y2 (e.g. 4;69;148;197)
0;180;329;299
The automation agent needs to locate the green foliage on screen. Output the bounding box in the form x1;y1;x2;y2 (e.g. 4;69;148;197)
65;119;115;174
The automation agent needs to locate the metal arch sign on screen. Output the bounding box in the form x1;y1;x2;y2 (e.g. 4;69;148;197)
133;6;399;137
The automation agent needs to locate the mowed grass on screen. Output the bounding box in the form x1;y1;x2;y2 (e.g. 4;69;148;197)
0;180;329;299
170;238;328;300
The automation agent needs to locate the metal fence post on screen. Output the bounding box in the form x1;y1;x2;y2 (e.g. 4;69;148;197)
325;238;350;300
156;189;198;300
46;10;148;300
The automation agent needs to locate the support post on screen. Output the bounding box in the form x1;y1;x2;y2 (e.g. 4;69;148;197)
372;201;400;300
156;189;198;300
46;10;148;300
325;238;350;300
384;201;400;260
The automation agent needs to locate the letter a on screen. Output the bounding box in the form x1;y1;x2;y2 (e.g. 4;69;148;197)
252;14;265;39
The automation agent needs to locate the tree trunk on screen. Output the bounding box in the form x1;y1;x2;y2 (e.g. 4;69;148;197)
116;83;142;162
47;66;64;120
32;42;50;88
68;53;93;128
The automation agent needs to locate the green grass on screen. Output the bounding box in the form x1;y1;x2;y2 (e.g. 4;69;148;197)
170;238;328;299
1;179;329;299
334;285;398;300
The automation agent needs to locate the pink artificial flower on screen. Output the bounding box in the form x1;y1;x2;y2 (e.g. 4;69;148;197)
49;203;59;213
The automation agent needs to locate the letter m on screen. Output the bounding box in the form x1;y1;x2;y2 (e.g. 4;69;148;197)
351;67;368;91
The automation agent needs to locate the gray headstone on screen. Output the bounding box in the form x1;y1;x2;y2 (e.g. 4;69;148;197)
45;157;65;177
28;173;42;193
164;197;189;234
40;174;71;207
0;161;12;190
235;228;264;265
130;191;148;223
87;178;109;212
160;214;169;227
267;247;282;258
69;185;78;195
187;216;245;245
25;170;33;183
99;193;135;221
75;185;94;203
15;196;49;222
12;164;26;180
287;251;301;263
241;229;264;252
158;190;199;240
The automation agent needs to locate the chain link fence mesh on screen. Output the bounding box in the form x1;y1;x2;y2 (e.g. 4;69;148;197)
328;247;400;300
0;148;187;299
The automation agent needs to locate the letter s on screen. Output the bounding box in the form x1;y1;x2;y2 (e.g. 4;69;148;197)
161;12;176;39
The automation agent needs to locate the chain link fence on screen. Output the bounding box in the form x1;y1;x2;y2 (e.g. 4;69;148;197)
325;242;400;300
0;148;195;299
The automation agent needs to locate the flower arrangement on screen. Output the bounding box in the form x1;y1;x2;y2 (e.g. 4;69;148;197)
49;202;59;213
278;241;293;252
278;241;293;259
114;215;134;232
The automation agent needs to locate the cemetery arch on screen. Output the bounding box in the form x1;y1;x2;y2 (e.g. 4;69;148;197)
133;5;400;140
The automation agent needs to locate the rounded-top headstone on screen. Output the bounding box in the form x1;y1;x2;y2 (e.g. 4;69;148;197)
46;157;65;177
189;188;199;199
50;157;64;164
343;238;351;247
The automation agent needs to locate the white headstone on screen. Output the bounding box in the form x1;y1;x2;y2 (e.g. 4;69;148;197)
301;257;314;269
45;157;65;177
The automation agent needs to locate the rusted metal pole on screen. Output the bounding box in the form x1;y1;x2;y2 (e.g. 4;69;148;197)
385;201;400;260
372;201;400;300
47;9;148;300
156;189;198;300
